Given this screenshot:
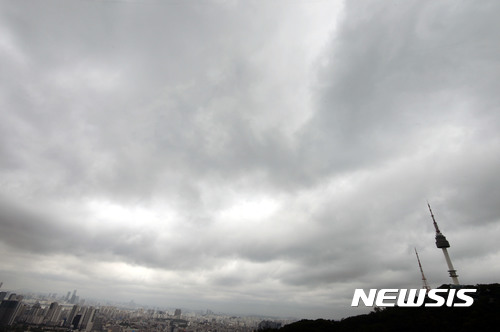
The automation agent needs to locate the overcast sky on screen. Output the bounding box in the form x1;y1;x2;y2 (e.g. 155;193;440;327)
1;0;500;319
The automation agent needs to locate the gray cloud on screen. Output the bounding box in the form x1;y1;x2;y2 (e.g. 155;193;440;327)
1;0;499;319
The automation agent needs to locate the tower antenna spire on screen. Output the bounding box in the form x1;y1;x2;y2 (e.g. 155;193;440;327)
427;201;441;234
427;203;460;285
414;248;431;293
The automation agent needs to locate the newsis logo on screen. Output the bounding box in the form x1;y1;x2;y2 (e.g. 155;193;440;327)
351;289;477;307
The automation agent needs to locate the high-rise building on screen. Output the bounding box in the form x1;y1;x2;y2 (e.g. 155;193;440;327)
0;299;23;326
80;306;96;331
26;302;44;325
44;302;61;326
70;290;77;304
65;305;80;327
8;294;23;301
71;314;82;329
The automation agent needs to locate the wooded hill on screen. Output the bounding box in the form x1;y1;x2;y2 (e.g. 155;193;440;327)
260;283;500;332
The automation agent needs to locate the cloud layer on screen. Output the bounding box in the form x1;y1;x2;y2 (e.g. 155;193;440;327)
1;0;500;319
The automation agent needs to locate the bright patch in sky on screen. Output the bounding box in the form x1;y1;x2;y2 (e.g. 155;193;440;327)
218;196;280;222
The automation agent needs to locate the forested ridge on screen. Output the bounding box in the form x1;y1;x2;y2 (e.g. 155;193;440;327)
261;284;500;332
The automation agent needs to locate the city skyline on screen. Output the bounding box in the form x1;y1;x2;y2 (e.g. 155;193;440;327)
0;285;268;331
1;0;500;320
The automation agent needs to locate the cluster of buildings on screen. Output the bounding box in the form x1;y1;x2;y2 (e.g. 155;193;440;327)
0;290;96;331
0;287;285;331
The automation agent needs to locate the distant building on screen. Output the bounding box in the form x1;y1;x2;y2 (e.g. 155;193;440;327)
65;304;80;327
25;302;44;325
44;302;62;325
80;306;96;331
8;293;23;301
71;314;82;330
70;290;77;304
174;308;181;318
0;299;23;326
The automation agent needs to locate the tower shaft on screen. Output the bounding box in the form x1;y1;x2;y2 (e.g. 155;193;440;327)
441;248;459;285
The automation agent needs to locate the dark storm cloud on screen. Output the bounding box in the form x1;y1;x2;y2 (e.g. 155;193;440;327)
0;199;69;253
291;0;500;295
0;0;300;203
299;0;500;179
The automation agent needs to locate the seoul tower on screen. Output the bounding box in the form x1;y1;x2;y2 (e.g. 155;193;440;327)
427;203;460;285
